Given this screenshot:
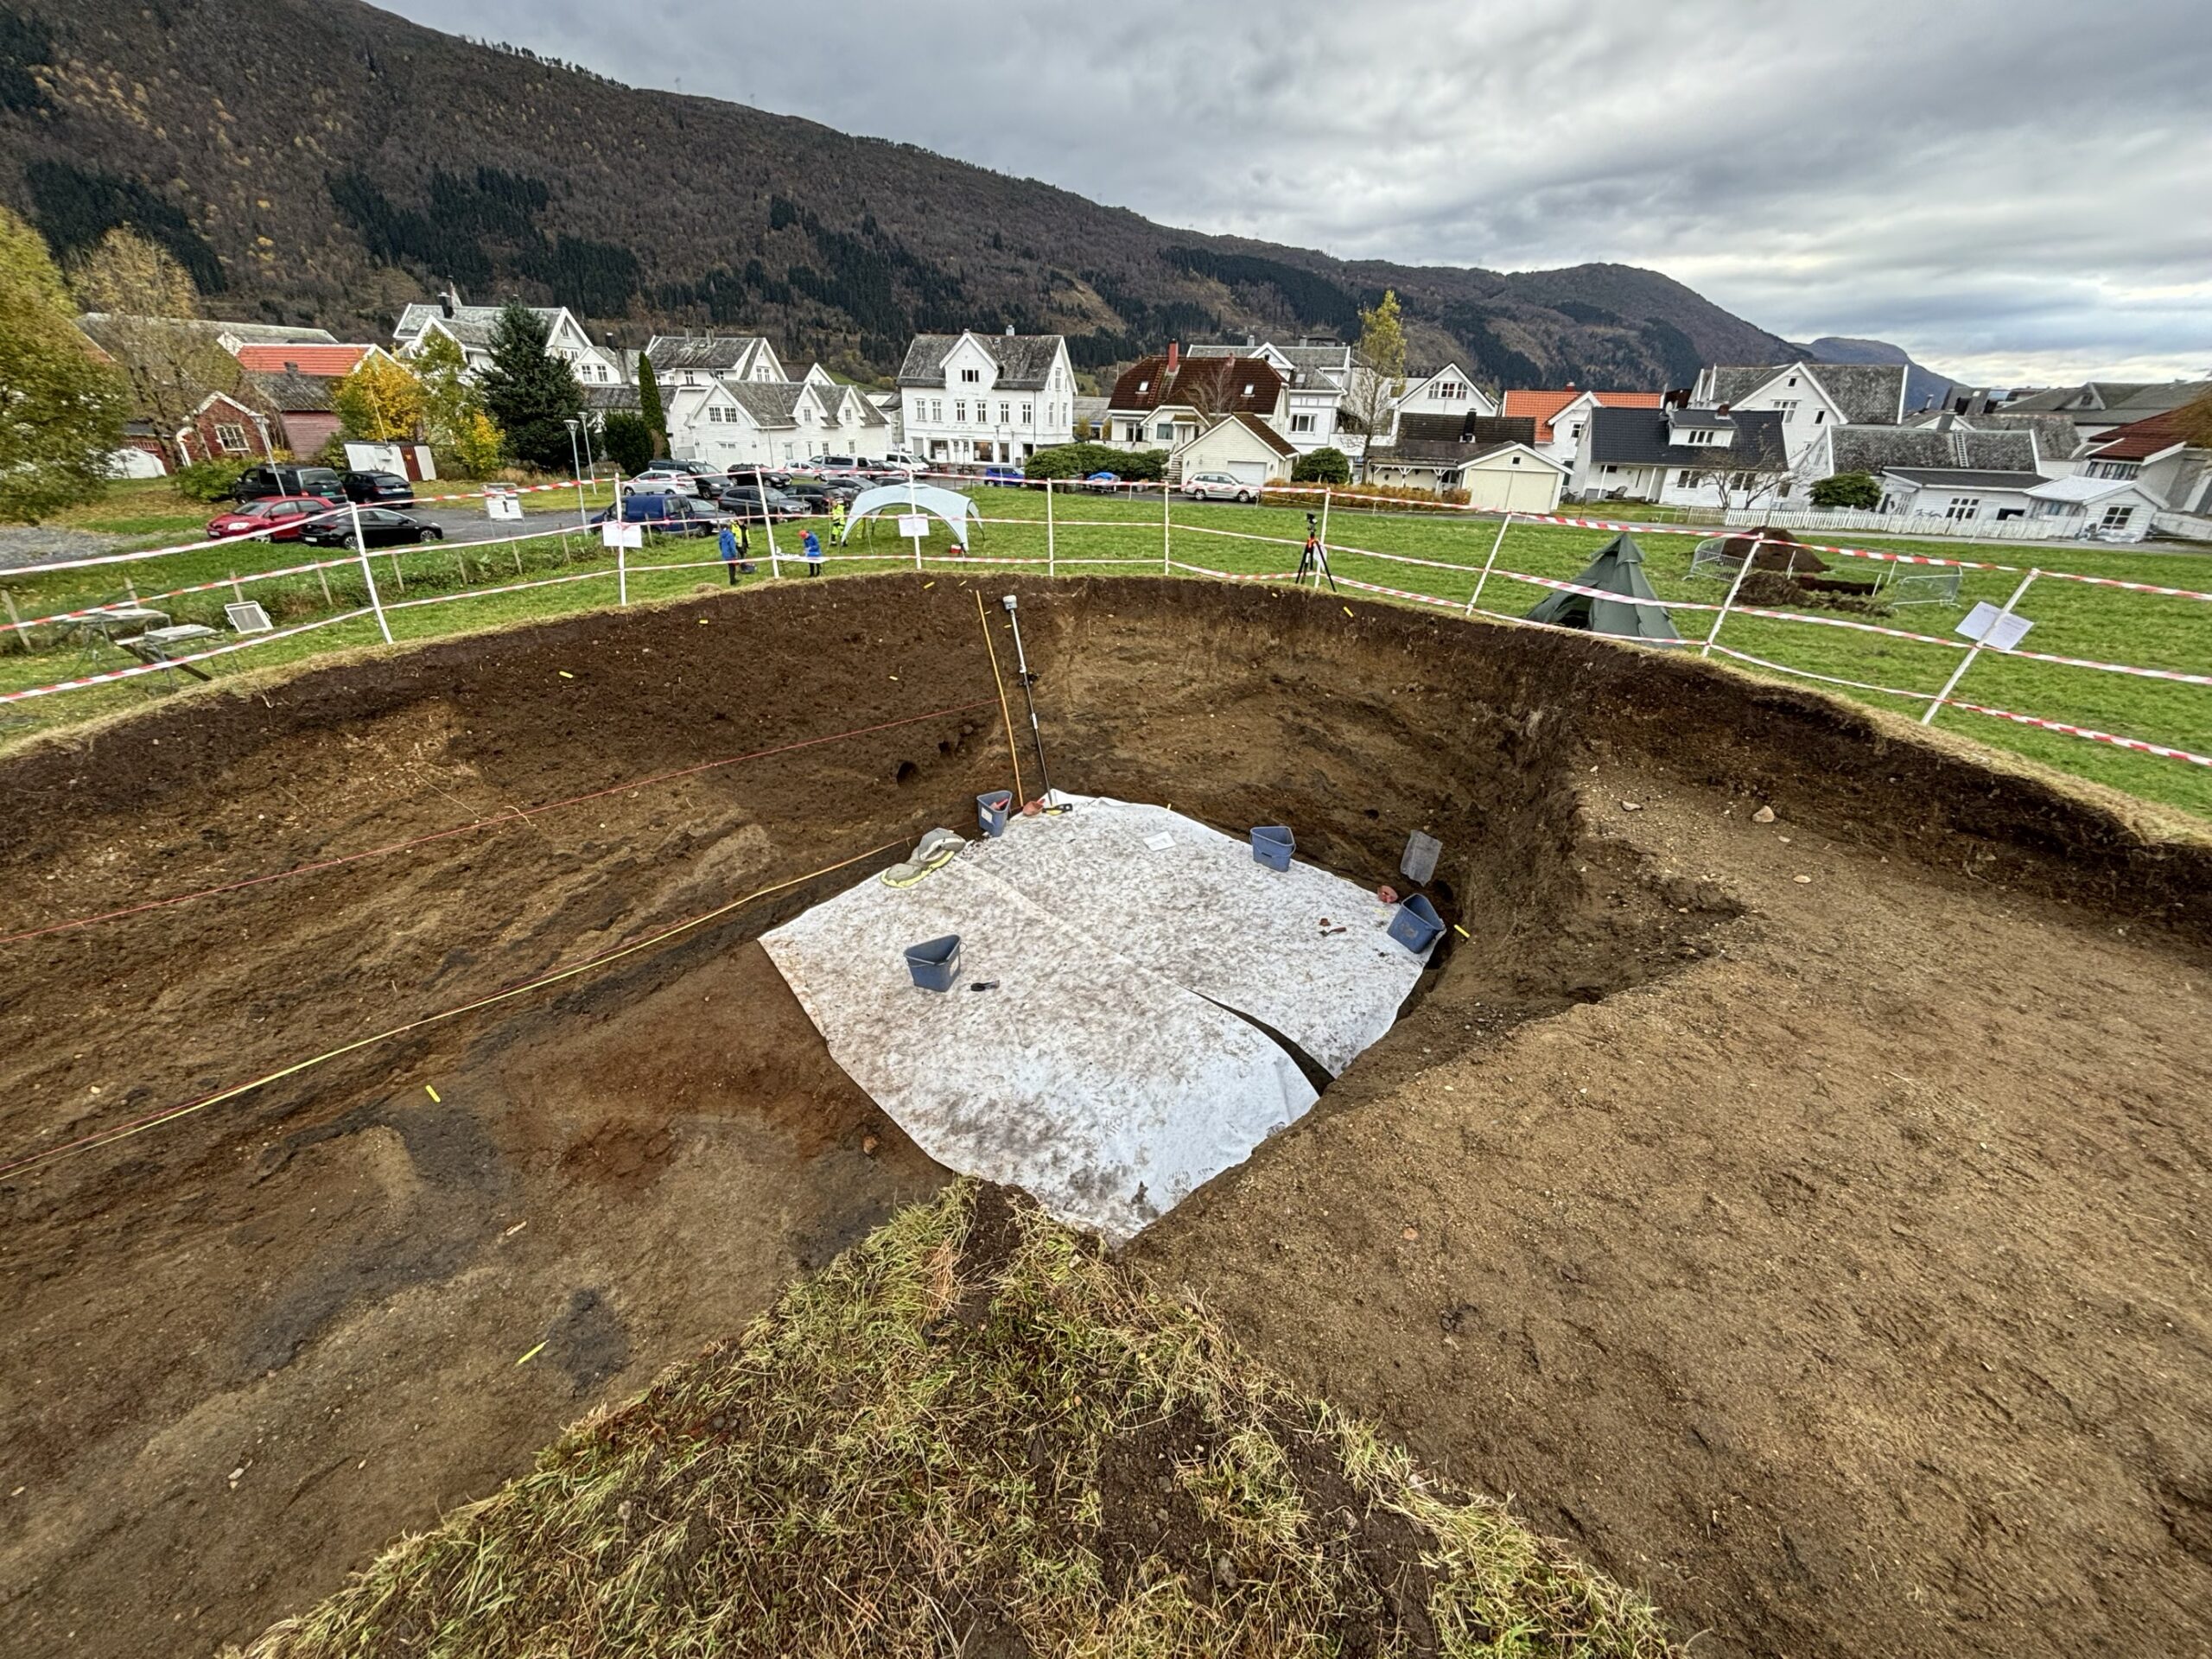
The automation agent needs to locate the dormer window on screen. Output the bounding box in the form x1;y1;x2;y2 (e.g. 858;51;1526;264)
1137;378;1150;393
1243;383;1255;396
960;367;981;384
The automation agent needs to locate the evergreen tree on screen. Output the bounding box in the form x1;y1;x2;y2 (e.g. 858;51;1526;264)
601;410;654;475
477;301;583;471
0;206;129;522
636;352;667;454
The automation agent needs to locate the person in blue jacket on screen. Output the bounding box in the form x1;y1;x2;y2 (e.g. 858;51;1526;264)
802;525;823;576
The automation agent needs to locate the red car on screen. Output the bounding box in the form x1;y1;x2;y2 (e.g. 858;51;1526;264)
205;494;342;541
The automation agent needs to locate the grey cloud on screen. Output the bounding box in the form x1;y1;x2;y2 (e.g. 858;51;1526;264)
385;0;2211;383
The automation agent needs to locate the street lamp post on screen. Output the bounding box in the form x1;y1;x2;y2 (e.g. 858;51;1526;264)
563;418;587;524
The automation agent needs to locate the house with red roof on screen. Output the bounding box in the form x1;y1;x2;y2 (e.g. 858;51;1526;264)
230;343;392;457
1503;386;1666;468
2072;404;2212;516
1104;346;1288;455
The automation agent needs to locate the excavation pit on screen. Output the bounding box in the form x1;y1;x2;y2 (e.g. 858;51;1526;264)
1;574;2208;1659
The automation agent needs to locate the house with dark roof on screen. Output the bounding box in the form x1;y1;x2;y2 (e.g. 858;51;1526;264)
1169;413;1301;487
897;330;1074;464
1185;337;1382;456
1503;388;1665;467
645;334;788;388
1104;346;1287;453
1873;467;2050;524
1572;405;1791;509
392;295;599;377
1817;420;2043;481
1389;363;1498;438
1997;380;2212;442
1691;362;1912;465
664;376;839;471
2020;474;2165;541
1363;413;1563;510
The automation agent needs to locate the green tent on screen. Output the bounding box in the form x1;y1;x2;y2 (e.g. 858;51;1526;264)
1525;532;1681;644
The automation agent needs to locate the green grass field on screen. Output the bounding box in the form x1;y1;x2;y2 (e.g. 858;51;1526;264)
5;483;2209;820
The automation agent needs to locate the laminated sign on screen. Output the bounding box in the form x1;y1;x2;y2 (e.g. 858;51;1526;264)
898;514;931;538
601;520;645;550
1957;601;2033;652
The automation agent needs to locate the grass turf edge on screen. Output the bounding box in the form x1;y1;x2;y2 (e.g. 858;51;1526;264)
225;1181;1681;1657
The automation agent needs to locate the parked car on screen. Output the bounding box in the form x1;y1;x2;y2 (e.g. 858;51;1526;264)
301;508;444;548
882;450;926;471
779;476;860;512
1182;470;1261;504
632;465;710;497
716;483;810;522
1081;471;1122;494
232;463;346;503
205;494;342;541
340;469;416;505
977;464;1025;485
596;493;715;536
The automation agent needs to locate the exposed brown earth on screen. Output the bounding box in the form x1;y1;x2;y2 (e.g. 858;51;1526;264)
0;575;2207;1656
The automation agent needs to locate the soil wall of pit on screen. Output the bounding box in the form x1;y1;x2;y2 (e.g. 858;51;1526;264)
0;574;2207;1658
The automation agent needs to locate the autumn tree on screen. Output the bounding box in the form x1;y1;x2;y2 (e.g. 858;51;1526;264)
478;302;583;471
1346;289;1407;479
333;353;426;442
0;207;129;520
68;228;253;456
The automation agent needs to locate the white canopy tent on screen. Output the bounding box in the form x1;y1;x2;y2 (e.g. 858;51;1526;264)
839;483;982;543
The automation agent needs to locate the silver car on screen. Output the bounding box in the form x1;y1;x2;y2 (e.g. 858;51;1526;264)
1182;470;1262;504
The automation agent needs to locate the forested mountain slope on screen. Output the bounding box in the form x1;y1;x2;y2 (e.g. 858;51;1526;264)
0;0;1794;385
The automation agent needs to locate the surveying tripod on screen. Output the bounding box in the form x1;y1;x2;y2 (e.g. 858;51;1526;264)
1295;512;1337;592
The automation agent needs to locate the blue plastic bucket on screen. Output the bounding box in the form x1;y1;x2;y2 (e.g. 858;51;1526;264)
1250;825;1294;871
1387;894;1444;956
977;791;1013;837
906;934;963;992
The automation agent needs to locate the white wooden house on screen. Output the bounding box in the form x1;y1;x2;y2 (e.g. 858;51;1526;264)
897;331;1075;464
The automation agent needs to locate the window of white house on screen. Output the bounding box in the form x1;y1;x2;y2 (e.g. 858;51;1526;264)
1776;400;1799;419
1438;380;1464;400
1786;375;1798;387
1290;413;1316;433
1243;383;1255;397
1814;410;1825;423
214;423;250;454
960;367;981;384
999;402;1010;424
1945;496;1981;521
955;401;967;423
1021;403;1033;423
1136;378;1151;394
2101;505;2135;530
1154;423;1173;441
2091;460;2141;479
1569;423;1583;440
1604;464;1618;475
1678;470;1702;489
930;400;943;423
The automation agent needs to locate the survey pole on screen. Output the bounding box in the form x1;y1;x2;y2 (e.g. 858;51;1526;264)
1467;513;1512;613
351;498;392;644
1923;569;2038;727
1045;476;1056;578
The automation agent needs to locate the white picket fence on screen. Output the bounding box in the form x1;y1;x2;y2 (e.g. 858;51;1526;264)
1720;506;2082;543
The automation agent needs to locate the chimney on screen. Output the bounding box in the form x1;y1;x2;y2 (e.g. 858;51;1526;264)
1166;341;1180;374
1243;333;1256;348
1566;381;1578;392
283;360;298;374
1003;323;1014;336
1717;402;1732;416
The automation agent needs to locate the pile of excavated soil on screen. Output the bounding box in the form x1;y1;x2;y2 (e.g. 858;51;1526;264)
2;574;2209;1656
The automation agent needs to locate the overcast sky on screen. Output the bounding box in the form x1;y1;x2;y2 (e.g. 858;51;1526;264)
385;0;2210;385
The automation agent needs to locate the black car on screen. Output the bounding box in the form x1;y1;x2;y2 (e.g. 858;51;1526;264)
779;476;861;512
716;483;810;522
300;508;445;548
341;469;416;505
233;463;346;503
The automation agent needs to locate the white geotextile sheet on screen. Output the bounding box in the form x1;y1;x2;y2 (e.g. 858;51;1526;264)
760;857;1318;1243
965;795;1428;1076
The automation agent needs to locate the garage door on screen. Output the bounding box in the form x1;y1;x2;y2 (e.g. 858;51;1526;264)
1227;461;1268;485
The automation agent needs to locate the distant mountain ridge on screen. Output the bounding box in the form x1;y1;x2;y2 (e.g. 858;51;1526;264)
0;0;1798;390
1785;336;1958;413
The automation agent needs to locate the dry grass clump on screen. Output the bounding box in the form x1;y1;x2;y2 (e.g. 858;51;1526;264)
232;1183;1679;1657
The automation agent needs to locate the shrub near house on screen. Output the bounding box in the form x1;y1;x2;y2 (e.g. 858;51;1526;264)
1810;470;1882;510
1025;442;1167;481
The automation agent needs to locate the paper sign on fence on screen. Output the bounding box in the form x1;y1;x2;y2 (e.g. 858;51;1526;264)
486;490;524;523
898;515;931;538
1957;601;2033;651
601;520;644;550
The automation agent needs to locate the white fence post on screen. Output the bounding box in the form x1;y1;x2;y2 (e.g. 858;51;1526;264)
1162;480;1172;575
618;538;629;607
1923;569;2037;726
1468;513;1511;613
1700;544;1759;658
1046;476;1056;578
351;499;393;645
